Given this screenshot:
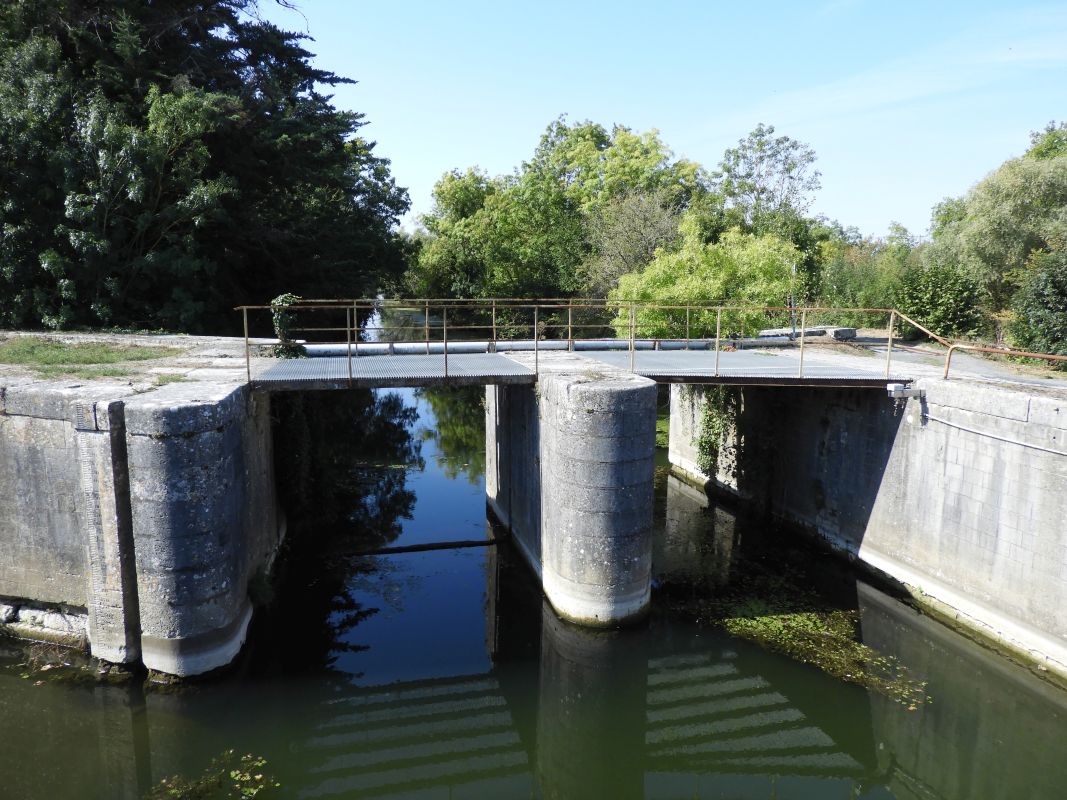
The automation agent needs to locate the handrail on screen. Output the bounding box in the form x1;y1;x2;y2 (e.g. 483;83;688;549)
943;343;1067;378
237;298;1067;385
893;310;951;347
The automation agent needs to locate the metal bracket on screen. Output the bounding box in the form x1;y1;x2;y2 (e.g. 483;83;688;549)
887;383;925;399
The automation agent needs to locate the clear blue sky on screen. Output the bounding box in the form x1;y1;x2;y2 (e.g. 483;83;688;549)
261;0;1067;238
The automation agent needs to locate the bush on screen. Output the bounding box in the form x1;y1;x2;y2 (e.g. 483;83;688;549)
1010;250;1067;358
895;263;985;339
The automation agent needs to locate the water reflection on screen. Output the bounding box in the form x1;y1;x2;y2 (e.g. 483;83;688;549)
417;386;486;484
4;392;1067;799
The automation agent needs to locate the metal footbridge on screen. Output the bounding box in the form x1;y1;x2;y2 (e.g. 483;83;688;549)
238;299;937;391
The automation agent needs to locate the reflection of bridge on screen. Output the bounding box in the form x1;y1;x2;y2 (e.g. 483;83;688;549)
292;577;873;800
292;650;870;800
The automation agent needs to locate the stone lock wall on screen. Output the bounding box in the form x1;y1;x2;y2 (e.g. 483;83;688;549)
0;379;280;676
668;379;1067;680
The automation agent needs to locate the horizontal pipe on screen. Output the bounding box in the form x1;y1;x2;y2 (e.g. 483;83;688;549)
301;337;796;357
353;537;505;556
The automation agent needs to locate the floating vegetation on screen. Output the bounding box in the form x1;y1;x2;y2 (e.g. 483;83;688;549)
668;554;931;709
145;750;280;799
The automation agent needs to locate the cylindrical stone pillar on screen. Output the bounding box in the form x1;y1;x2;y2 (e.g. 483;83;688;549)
539;373;657;626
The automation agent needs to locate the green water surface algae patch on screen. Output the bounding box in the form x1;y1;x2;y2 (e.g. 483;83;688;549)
687;567;931;710
0;336;181;379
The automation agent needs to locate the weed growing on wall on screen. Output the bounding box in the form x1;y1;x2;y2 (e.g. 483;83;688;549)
269;293;307;358
695;386;740;478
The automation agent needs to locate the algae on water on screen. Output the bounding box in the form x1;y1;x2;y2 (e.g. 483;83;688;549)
671;556;931;709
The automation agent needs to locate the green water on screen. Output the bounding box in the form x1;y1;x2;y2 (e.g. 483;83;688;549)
2;387;1066;800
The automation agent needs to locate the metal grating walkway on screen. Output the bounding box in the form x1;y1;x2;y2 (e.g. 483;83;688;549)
254;353;536;390
252;349;910;390
583;350;910;386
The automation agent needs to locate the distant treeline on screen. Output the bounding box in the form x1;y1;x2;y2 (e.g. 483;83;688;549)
2;3;1065;352
405;118;1067;352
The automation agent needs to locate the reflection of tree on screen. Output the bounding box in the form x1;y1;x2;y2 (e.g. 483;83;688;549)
417;386;486;484
259;389;424;674
273;389;423;549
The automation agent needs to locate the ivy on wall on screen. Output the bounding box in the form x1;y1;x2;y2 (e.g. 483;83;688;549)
695;385;741;478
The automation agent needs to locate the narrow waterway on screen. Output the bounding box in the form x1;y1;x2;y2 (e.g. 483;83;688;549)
2;387;1066;800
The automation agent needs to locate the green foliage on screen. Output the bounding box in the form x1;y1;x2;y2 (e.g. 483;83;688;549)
925;154;1067;309
713;123;821;230
581;187;683;295
269;293;306;358
145;750;280;799
895;261;986;339
695;386;740;477
418;387;485;484
0;1;408;334
1027;121;1067;160
1010;250;1067;360
816;222;916;326
406;118;709;300
611;223;799;337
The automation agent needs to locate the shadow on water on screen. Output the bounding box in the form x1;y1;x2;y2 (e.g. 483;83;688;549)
4;387;1067;799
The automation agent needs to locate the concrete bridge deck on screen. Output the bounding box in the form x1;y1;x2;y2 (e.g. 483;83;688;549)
252;346;913;391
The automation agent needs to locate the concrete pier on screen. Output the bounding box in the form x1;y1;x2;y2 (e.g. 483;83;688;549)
486;363;657;626
0;346;282;676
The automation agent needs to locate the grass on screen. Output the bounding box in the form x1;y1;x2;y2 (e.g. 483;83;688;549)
0;337;182;380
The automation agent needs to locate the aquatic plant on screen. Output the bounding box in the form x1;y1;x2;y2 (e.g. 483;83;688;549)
693;566;931;709
145;750;280;799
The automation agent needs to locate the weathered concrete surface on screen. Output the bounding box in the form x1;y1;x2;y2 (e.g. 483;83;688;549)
859;582;1067;800
0;335;281;675
669;378;1067;680
124;382;279;675
487;354;658;626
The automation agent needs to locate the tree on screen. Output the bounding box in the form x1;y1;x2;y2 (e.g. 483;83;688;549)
406;118;708;300
924;155;1067;309
713;123;821;232
896;257;986;338
817;223;916;326
611;221;799;337
0;1;409;333
1027;121;1067;161
580;188;683;295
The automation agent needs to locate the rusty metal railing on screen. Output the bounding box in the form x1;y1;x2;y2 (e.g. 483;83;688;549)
234;298;1067;385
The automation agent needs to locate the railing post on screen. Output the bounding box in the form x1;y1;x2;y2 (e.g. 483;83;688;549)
425;301;430;355
346;304;354;387
492;300;497;351
798;309;807;378
714;308;722;377
443;305;449;378
242;307;251;385
567;301;573;352
352;303;359;359
885;310;896;379
685;306;690;350
629;303;636;373
943;344;956;380
533;305;539;375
